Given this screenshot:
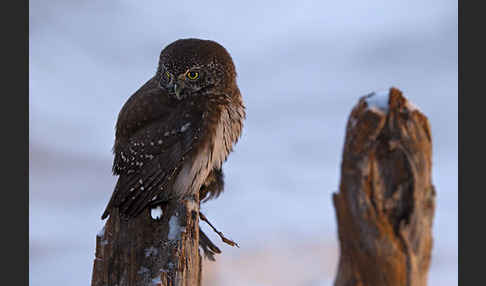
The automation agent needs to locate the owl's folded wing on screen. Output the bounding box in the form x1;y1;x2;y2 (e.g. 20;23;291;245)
101;105;203;219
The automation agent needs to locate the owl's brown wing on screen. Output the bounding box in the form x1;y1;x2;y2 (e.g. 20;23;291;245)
101;86;204;219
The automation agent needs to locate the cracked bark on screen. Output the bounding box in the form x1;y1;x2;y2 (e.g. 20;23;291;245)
333;88;436;286
91;193;201;286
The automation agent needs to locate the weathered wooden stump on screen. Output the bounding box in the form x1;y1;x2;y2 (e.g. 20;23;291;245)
91;194;201;286
333;87;436;286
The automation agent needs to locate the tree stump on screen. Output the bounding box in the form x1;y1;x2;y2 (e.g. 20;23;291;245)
91;193;201;286
333;87;436;286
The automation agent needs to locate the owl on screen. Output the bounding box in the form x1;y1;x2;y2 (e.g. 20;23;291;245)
101;39;245;236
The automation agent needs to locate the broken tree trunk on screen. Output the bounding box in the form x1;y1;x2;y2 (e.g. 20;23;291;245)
91;193;201;286
333;87;436;286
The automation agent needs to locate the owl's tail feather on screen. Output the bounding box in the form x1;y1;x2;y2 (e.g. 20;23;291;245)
101;208;110;220
199;211;239;248
101;179;122;219
199;228;221;261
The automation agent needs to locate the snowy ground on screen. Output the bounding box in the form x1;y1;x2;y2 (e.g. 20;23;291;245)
29;0;457;285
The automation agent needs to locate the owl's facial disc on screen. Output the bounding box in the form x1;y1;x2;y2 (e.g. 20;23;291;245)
159;62;218;100
168;69;204;100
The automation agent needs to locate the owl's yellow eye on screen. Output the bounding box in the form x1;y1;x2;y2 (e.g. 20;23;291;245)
165;72;171;80
186;71;199;80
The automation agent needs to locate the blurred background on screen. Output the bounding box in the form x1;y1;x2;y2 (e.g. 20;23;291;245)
29;0;457;285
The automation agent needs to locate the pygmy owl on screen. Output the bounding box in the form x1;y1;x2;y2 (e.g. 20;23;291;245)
101;39;245;227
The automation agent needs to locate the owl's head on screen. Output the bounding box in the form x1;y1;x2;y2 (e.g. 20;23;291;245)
157;38;237;100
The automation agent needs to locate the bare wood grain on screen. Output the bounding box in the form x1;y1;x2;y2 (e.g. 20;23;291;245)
91;193;201;286
333;87;435;286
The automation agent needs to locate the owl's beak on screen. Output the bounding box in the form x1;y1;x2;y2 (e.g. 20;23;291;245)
173;83;183;100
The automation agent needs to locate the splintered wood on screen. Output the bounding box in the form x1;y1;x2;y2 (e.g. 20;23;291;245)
333;88;435;286
91;195;201;286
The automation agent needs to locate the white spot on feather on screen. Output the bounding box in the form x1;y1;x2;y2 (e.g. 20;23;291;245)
180;122;191;132
151;206;163;219
145;246;158;257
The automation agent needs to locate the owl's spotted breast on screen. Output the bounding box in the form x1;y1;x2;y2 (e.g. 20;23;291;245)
173;90;245;199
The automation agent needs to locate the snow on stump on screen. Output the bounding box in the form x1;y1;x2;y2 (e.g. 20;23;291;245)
91;194;201;286
333;87;436;286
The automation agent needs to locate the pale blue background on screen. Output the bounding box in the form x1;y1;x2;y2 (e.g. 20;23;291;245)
30;0;457;285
